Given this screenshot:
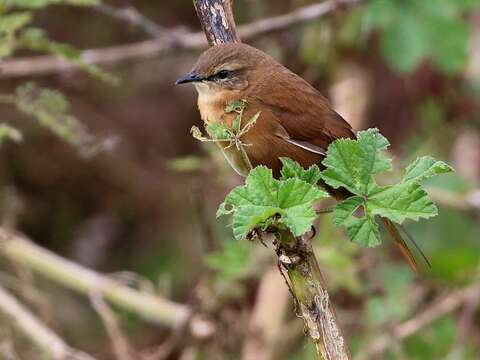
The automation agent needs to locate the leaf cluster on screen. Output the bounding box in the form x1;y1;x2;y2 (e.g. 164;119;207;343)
217;158;329;240
217;128;453;248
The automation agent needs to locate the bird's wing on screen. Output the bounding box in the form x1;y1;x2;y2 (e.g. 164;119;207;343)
251;67;355;153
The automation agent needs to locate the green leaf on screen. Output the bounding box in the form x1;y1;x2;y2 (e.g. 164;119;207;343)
345;216;381;247
206;122;231;140
232;205;280;240
368;183;438;223
218;163;329;240
333;196;364;226
321;128;453;248
403;156;454;183
321;128;390;195
279;157;322;185
277;178;327;235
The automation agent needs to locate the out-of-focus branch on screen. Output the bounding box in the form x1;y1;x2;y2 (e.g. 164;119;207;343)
0;0;361;78
95;3;164;37
0;228;191;327
0;284;95;360
90;292;137;360
357;282;480;360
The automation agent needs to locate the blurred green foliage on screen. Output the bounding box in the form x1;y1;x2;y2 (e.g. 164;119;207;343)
0;83;96;152
363;0;478;73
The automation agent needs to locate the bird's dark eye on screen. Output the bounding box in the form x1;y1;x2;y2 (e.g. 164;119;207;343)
217;70;230;79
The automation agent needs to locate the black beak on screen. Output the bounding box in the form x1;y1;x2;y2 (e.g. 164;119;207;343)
175;71;201;85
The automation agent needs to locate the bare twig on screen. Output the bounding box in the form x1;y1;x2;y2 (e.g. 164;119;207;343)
90;292;137;360
357;282;480;360
95;3;164;37
0;228;191;327
0;284;95;360
0;0;361;78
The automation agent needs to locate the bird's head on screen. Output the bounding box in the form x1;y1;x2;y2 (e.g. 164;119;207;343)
176;43;273;100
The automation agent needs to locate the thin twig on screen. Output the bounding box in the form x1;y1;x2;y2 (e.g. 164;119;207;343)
0;228;191;327
90;291;137;360
0;284;95;360
357;282;480;360
95;3;164;37
0;0;362;78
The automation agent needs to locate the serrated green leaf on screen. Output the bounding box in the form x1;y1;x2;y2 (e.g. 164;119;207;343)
403;156;454;183
219;162;329;240
333;196;364;226
277;178;327;235
368;183;438;223
345;216;381;247
321;138;361;193
357;128;392;192
232;205;280;240
279;157;322;185
321;128;390;195
277;178;326;208
321;128;452;248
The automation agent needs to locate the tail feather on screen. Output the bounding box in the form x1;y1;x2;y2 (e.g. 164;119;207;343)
381;218;420;273
398;223;432;269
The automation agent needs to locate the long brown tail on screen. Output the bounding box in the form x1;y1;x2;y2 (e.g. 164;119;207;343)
330;189;429;273
381;218;424;273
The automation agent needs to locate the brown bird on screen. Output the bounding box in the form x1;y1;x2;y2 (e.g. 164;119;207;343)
176;42;425;272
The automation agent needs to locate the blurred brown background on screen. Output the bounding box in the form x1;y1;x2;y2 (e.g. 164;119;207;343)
0;0;479;359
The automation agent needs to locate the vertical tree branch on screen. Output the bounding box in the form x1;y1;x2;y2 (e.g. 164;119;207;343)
191;1;351;359
193;0;241;45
